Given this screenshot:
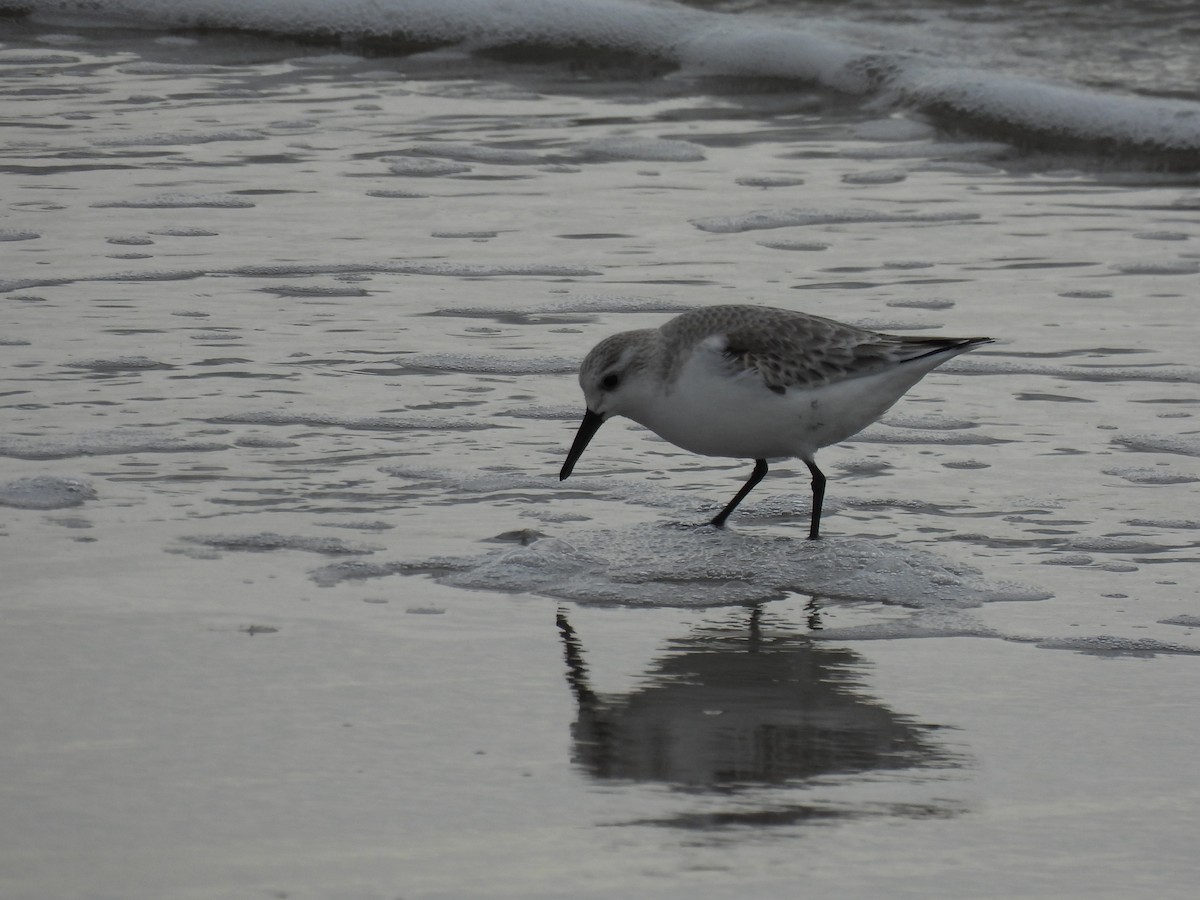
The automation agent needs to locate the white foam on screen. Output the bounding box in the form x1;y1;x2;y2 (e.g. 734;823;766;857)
887;65;1200;153
384;157;472;176
0;430;228;460
1127;518;1200;530
180;532;381;555
1025;635;1200;657
1102;466;1197;486
582;136;706;162
116;62;228;75
65;356;173;371
0;228;40;241
735;175;806;188
91;193;256;209
1112;434;1200;458
405;143;546;165
850;426;1003;447
842;168;908;185
1159;615;1200;628
1112;260;1200;276
0;476;97;509
691;208;978;234
958;358;1200;385
310;521;1049;609
0;260;601;295
396;353;580;375
21;1;1200;161
207;410;489;431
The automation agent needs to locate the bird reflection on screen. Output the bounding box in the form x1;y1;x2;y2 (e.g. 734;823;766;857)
557;606;944;788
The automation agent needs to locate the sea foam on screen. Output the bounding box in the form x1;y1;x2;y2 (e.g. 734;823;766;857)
15;0;1200;162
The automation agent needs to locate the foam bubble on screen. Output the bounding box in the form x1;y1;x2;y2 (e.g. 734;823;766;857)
91;193;256;209
850;426;1003;446
582;136;706;162
405;142;545;165
396;353;580;375
181;532;380;555
1159;615;1200;628
207;411;489;431
1113;434;1200;458
0;229;39;241
1104;467;1198;486
259;285;371;297
310;522;1049;609
146;226;219;237
887;298;954;310
0;430;228;460
735;175;806;188
64;356;173;371
959;358;1200;385
1027;635;1200;657
1134;231;1189;242
116;62;226;75
0;476;97;509
384;157;472;176
757;240;830;252
845;141;1010;161
842;168;908;184
1127;518;1200;530
691;208;978;234
1112;260;1200;275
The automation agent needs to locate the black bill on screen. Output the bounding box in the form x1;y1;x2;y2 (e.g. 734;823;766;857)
559;409;604;481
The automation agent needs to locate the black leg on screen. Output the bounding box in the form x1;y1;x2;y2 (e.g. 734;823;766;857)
710;459;768;528
803;457;826;540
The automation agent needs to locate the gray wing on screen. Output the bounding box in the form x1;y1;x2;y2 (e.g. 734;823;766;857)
662;305;990;394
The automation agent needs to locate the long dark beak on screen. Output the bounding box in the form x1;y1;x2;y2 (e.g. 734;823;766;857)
560;409;605;481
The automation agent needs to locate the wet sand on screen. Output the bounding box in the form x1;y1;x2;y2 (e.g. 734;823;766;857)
2;22;1199;900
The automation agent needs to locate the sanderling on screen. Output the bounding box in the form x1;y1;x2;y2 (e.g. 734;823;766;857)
560;304;992;539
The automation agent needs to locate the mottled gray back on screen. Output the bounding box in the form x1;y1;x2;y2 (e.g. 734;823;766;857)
659;305;988;392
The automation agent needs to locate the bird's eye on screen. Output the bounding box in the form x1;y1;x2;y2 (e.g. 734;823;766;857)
600;373;620;391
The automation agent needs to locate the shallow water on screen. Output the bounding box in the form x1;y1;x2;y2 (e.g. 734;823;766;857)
2;4;1200;898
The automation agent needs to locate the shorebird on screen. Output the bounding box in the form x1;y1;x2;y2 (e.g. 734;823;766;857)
560;305;991;538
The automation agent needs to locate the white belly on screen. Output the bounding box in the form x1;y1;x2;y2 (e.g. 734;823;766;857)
626;351;947;460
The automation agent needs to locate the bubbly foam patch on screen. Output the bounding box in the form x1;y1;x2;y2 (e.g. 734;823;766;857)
403;143;546;165
384;157;473;177
65;356;174;371
95;130;263;147
395;353;579;375
91;193;257;209
0;430;228;460
1022;635;1200;657
0;260;601;295
1159;615;1200;628
582;136;706;162
207;410;490;431
0;476;97;509
691;208;979;234
0;228;40;241
1103;467;1197;486
957;359;1200;385
180;532;381;555
1113;434;1200;458
309;523;1049;608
